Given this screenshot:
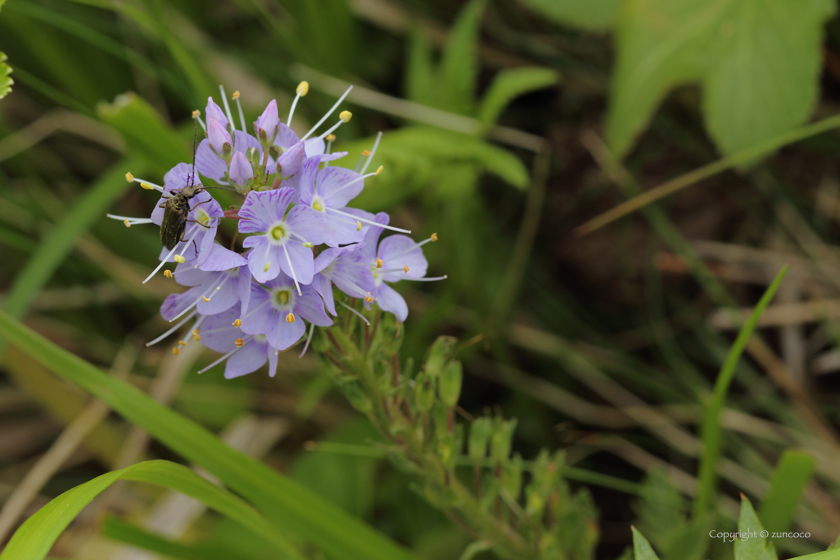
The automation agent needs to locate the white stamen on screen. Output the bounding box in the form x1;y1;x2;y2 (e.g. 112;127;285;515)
168;275;229;323
145;311;197;347
240;298;271;321
234;94;247;133
107;214;154;225
381;237;434;263
317;119;346;141
283;244;303;296
197;115;207;133
299;322;315;358
287;93;302;126
301;86;353;141
199;337;252;374
402;275;448;282
144;242;182;284
360;131;382;174
131;177;164;192
338;301;370;325
219;86;237;131
329;170;378;198
326;208;411;234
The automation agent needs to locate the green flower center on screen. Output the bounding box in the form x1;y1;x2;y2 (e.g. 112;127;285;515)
312;201;323;212
274;290;291;306
270;224;286;241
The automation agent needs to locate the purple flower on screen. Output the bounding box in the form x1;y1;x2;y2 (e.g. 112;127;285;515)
298;156;376;246
151;163;223;268
313;243;376;315
199;303;279;379
208;120;233;159
205;96;228;129
229;151;253;189
160;252;250;321
196;131;261;185
255;100;280;146
240;271;332;351
239;188;334;285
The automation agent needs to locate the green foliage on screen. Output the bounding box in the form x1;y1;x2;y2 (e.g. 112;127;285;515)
0;460;297;560
102;517;248;560
477;67;559;126
0;311;420;560
759;450;816;535
735;496;776;560
606;0;836;160
440;0;486;115
632;526;662;560
0;52;11;100
517;0;619;31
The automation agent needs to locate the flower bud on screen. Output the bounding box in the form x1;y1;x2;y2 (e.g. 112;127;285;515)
468;417;493;462
229;152;253;189
502;452;524;500
438;361;462;408
424;336;457;378
413;372;435;413
205;97;228;129
255;99;280;147
208;120;233;160
246;146;261;166
490;418;517;463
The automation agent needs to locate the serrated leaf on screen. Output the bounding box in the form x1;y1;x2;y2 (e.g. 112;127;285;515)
735;496;776;560
0;52;12;100
518;0;618;30
632;527;662;560
440;0;486;114
477;67;558;125
606;0;835;160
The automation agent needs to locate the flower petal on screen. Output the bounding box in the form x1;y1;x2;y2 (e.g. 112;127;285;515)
295;286;333;326
224;340;268;379
378;234;428;282
286;205;334;245
239;188;295;232
278;242;315;285
375;283;408;322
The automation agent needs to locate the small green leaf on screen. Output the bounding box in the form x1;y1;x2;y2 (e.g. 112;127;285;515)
0;52;12;99
607;0;836;160
735;496;776;560
405;29;436;106
517;0;618;30
632;527;662;560
758;450;816;534
0;460;297;560
440;0;487;114
477;67;558;125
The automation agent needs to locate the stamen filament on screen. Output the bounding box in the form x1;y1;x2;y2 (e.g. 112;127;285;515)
381;237;434;263
199;337;252;374
240;299;270;321
131;177;164;192
301;85;353;141
145;310;197;347
326;208;411;234
338;301;370;325
329;170;378;198
360;131;383;174
197;115;207;133
233;91;247;132
106;214;154;225
299;322;315;358
317;118;346;141
402;275;448;282
282;244;302;296
168;275;229;323
219;85;237;131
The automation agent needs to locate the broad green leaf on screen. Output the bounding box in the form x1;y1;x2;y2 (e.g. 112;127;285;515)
0;311;419;560
518;0;618;31
440;0;486;114
632;527;662;560
0;460;297;560
758;450;816;534
694;266;788;515
735;496;776;560
102;517;246;560
97;93;190;172
0;52;12;99
477;67;558;126
606;0;835;160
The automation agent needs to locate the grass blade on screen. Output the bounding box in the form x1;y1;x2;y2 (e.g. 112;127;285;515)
758;450;816;534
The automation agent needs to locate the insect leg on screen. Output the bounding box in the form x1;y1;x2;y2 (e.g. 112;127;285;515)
186;219;212;229
188;199;213;212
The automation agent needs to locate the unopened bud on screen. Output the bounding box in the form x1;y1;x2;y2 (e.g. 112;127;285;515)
439;361;462;408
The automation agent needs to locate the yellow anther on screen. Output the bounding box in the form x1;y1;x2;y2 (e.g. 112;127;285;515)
191;110;200;119
140;182;156;190
235;337;244;347
356;221;362;232
192;330;201;341
123;219;131;228
376;258;383;268
163;270;173;278
403;266;409;274
202;296;211;302
339;110;352;122
297;81;309;96
362;149;371;157
286;312;295;323
178;340;187;346
232;319;242;328
232;90;240;99
125;172;134;182
364;294;374;303
431;232;438;242
326;134;336;142
375;165;383;176
174;255;186;264
172;347;180;355
263;262;271;272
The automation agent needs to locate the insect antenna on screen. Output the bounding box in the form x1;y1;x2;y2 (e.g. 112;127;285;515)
189;110;199;188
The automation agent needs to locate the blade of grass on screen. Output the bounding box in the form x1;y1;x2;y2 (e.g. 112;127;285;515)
758;449;816;534
693;265;790;516
101;517;239;560
0;460;298;560
0;311;420;560
574;113;840;237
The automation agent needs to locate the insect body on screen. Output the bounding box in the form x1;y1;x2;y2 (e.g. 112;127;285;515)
159;182;209;250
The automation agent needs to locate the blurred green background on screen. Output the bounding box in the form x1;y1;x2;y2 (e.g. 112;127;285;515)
6;0;840;558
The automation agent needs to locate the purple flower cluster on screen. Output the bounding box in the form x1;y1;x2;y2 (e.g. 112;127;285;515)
109;84;445;379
